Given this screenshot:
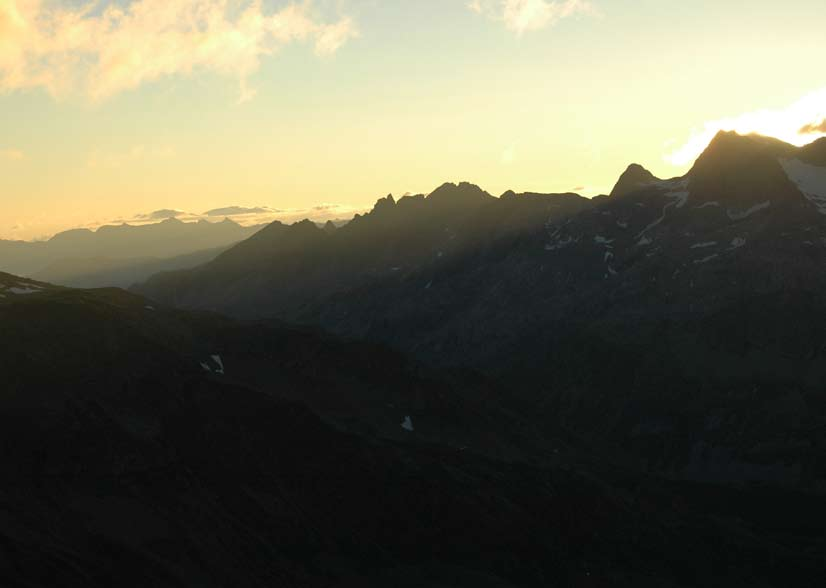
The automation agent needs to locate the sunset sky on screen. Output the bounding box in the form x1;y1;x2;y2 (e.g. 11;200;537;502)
2;0;826;240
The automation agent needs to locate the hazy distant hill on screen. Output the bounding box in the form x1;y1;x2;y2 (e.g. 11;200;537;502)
137;132;826;489
32;245;231;289
2;272;824;587
0;217;263;281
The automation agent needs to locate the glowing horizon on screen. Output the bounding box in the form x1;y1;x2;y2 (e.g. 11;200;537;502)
2;0;826;240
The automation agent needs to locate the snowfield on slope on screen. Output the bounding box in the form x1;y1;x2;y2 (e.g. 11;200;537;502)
781;158;826;214
727;201;770;221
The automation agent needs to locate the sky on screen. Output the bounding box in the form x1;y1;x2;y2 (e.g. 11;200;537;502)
1;0;826;240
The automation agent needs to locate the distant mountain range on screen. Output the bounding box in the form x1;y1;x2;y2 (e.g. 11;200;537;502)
136;132;826;489
0;217;264;287
2;271;825;587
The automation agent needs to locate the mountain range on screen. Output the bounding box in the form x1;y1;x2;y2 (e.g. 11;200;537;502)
136;132;826;489
4;131;826;585
0;217;263;288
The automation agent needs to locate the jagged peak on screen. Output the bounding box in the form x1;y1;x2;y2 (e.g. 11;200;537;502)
687;131;806;210
371;193;397;215
692;131;796;172
610;163;660;198
427;181;492;203
291;218;322;230
249;218;319;242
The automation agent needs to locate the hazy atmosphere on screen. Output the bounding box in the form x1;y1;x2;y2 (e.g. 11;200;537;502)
3;2;826;586
2;0;825;239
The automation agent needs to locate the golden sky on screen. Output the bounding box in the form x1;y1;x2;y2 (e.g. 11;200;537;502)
2;0;825;239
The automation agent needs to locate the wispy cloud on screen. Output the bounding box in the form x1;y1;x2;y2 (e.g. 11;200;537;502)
0;0;358;102
469;0;596;35
800;119;826;135
0;147;24;161
667;87;826;166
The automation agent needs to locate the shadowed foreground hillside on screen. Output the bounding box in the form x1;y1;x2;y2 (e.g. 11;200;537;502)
1;275;825;586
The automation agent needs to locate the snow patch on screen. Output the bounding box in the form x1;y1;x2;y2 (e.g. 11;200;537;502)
8;287;40;295
730;237;746;249
616;220;628;229
693;254;719;265
637;236;652;246
780;158;826;214
200;363;212;372
695;201;720;209
594;235;615;245
635;181;691;239
691;242;717;249
727;201;770;221
211;355;225;375
401;416;414;432
545;235;577;251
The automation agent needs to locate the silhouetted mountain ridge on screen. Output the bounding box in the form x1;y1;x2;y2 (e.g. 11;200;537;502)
610;163;661;198
136;132;826;489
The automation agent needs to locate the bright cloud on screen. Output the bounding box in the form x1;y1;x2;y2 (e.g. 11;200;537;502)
800;119;826;135
0;0;357;102
667;88;826;166
470;0;596;35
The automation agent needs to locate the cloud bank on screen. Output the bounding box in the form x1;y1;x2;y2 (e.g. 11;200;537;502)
667;87;826;166
0;0;357;102
102;202;367;233
469;0;596;35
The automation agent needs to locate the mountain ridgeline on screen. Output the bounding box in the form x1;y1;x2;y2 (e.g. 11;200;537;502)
136;132;826;488
0;217;263;287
